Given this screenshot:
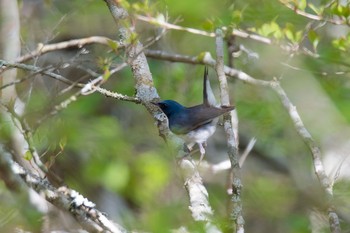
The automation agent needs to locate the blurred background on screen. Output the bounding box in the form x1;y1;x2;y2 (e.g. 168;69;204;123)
1;0;350;232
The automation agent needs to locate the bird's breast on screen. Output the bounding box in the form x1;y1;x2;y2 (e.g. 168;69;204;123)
182;120;218;144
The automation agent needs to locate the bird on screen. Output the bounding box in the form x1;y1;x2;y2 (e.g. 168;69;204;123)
153;67;234;160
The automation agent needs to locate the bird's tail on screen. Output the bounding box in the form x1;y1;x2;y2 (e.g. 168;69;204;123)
203;66;217;107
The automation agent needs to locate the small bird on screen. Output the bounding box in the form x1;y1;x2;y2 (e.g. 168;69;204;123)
154;67;234;160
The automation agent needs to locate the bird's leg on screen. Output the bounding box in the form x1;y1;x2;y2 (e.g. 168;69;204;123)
176;143;198;163
198;143;206;164
187;142;195;151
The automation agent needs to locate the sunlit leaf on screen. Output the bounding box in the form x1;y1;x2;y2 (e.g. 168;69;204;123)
59;137;67;150
297;0;307;11
257;21;281;38
231;10;243;24
308;30;319;49
332;35;350;51
24;151;33;161
103;69;111;81
308;3;323;15
107;40;119;51
284;28;294;42
202;19;214;31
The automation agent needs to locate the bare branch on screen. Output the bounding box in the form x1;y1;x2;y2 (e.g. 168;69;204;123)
269;80;341;233
215;29;244;233
239;138;257;167
15;36;118;64
0;60;77;86
279;0;346;25
145;49;201;64
93;86;141;103
136;14;272;45
2;104;48;174
7;156;126;233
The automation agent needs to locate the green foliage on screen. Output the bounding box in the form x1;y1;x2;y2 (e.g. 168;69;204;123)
4;0;350;232
308;3;324;15
127;152;170;205
330;1;350;18
308;29;319;50
332;33;350;52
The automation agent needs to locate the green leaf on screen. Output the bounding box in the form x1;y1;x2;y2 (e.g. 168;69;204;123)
107;40;119;51
258;21;281;37
332;35;350;51
308;3;323;15
308;30;319;49
284;28;294;42
102;69;111;81
297;0;307;11
295;30;303;43
59;137;67;150
231;10;243;24
24;151;33;161
202;19;214;31
331;2;350;17
283;23;302;43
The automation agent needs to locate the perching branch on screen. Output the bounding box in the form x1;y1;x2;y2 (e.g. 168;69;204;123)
180;159;221;233
103;1;222;231
138;49;342;233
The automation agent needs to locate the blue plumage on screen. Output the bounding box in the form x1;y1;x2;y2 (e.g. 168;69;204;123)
154;67;234;158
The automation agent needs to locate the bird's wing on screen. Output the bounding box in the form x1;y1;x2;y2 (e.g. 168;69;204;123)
170;105;234;134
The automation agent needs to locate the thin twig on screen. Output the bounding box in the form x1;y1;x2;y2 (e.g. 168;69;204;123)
0;60;138;103
279;0;346;25
1;103;48;174
136;14;272;45
0;60;78;86
15;36;118;64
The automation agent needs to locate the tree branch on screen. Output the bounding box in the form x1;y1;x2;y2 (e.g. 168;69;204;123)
136;14;272;45
140;49;342;232
103;2;223;231
180;159;221;233
215;29;244;233
279;0;346;25
0;148;127;233
15;36;117;64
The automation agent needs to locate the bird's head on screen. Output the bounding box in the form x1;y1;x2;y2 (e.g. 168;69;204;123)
153;100;185;117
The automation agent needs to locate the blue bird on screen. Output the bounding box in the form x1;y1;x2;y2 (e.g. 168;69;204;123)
154;67;234;160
